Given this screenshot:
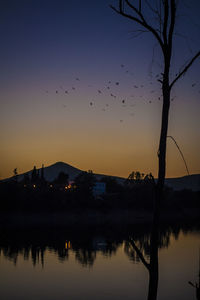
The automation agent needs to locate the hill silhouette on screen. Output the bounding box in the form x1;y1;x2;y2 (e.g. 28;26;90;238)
3;161;200;191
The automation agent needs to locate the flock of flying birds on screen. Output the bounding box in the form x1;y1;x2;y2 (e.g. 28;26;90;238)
45;63;199;123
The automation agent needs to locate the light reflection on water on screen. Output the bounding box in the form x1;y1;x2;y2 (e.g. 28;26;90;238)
0;225;199;300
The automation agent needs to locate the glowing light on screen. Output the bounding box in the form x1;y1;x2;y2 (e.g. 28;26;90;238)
33;184;36;188
65;241;71;249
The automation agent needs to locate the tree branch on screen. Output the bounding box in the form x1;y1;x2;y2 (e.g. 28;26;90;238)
129;238;150;270
125;0;146;23
110;2;164;52
170;50;200;89
167;135;189;175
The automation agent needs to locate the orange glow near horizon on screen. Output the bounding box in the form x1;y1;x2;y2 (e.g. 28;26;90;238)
0;2;199;180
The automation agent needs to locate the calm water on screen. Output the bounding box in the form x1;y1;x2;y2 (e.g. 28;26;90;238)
0;224;199;300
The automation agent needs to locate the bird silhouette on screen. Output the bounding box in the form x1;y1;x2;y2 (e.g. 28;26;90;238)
122;99;125;103
98;90;102;94
115;82;119;85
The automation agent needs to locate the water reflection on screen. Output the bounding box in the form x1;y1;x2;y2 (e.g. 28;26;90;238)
1;223;200;300
0;224;197;268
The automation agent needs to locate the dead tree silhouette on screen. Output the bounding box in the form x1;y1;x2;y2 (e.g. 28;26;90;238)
110;0;200;225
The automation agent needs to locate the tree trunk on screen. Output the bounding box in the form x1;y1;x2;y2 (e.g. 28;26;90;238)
155;67;171;222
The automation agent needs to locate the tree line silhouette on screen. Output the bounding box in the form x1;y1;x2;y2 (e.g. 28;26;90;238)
0;166;199;214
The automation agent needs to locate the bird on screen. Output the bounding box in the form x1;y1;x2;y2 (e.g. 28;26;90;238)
75;77;80;81
65;90;68;94
56;90;58;94
90;102;93;106
120;119;123;122
122;99;125;103
192;83;196;87
115;82;119;85
121;64;124;68
98;90;102;94
72;87;75;90
134;85;138;88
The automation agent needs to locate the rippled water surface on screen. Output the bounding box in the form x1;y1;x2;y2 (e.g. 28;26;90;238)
0;225;199;300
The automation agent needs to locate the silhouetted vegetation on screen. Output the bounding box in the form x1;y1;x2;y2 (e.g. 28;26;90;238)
0;167;199;217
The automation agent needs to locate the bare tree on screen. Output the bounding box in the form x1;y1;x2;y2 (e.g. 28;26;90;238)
110;0;200;221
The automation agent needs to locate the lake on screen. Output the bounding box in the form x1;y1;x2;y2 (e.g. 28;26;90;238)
0;223;199;300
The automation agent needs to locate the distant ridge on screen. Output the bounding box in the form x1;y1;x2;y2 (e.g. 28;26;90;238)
2;161;200;191
165;174;200;192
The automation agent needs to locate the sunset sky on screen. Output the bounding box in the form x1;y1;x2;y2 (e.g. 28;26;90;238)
1;0;200;179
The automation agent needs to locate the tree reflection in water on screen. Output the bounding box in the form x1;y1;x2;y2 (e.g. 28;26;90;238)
0;223;198;299
125;222;159;300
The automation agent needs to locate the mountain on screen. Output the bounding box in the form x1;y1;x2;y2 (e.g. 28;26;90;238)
3;161;200;191
40;162;82;181
15;162;82;182
6;162;124;183
165;174;200;192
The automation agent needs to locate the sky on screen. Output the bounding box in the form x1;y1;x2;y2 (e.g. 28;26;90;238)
0;0;200;179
